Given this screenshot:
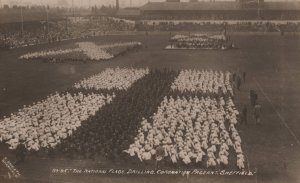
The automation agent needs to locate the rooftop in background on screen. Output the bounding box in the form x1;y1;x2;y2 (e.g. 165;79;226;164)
141;1;300;11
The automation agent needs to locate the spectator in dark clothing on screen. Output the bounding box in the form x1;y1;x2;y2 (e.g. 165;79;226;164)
232;72;236;82
237;76;241;91
243;71;246;82
14;144;27;165
241;104;248;125
253;104;261;125
250;89;258;107
253;92;258;106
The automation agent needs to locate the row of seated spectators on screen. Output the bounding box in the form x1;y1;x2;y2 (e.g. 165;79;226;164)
1;16;299;49
0;21;70;49
141;12;300;21
136;21;300;32
68;17;135;36
0;17;135;50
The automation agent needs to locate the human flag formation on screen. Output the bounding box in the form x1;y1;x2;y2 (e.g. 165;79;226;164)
0;68;246;170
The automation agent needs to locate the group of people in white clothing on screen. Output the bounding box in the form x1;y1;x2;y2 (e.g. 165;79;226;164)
125;95;245;170
125;69;245;170
0;92;114;151
74;67;150;91
171;70;233;96
0;67;151;154
76;42;114;60
0;67;246;171
19;48;77;60
19;41;142;62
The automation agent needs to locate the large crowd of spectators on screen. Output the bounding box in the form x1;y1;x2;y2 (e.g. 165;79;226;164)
136;21;300;32
0;21;70;49
141;12;300;21
0;16;135;50
1;14;300;50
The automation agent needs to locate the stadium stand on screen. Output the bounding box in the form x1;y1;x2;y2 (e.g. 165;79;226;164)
1;1;300;50
0;7;135;50
139;1;300;20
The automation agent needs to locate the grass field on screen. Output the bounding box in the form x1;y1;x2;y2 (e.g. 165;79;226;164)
0;32;300;183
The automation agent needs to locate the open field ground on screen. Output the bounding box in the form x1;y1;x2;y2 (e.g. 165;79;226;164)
0;32;300;183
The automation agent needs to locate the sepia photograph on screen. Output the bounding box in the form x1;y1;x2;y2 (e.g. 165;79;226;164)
0;0;299;182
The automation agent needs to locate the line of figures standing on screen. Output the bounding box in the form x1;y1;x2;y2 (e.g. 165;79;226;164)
232;71;261;126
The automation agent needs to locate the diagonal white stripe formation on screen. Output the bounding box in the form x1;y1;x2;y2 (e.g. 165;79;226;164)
19;42;142;61
19;48;81;59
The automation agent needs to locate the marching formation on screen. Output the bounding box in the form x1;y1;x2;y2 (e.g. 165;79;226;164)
125;95;245;169
0;92;114;151
19;41;142;62
74;67;150;91
171;70;233;96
